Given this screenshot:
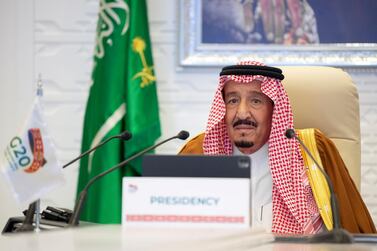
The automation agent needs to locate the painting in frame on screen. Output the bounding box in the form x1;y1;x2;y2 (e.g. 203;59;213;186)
179;0;377;67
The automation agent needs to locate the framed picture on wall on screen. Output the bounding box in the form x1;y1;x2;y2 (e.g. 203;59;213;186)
179;0;377;67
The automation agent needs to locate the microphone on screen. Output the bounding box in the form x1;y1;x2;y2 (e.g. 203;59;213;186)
63;131;132;168
177;130;190;140
284;128;353;243
68;130;190;226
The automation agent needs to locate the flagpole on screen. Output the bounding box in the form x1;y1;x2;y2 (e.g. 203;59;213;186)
34;74;43;232
34;199;41;232
37;73;43;97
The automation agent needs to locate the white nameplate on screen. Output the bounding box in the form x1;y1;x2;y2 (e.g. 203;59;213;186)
122;177;250;228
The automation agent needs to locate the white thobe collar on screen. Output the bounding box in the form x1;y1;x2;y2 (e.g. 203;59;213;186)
233;143;273;232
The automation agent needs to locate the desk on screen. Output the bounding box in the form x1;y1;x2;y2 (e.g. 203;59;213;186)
1;225;376;251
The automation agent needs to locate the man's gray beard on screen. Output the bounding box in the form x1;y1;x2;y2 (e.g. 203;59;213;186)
235;141;254;148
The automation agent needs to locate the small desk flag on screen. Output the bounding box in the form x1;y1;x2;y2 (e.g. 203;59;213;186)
1;97;65;204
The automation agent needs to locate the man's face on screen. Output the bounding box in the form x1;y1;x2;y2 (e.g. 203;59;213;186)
223;80;273;154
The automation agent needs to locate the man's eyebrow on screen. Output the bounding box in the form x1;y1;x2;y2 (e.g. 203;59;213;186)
224;91;239;97
248;91;264;96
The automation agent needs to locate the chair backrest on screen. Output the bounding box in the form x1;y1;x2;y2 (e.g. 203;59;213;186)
280;66;361;189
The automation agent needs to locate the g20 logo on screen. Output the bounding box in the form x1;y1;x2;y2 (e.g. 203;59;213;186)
6;128;46;173
9;136;31;168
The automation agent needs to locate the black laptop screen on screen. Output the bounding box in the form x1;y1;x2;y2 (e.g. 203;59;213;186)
141;155;250;178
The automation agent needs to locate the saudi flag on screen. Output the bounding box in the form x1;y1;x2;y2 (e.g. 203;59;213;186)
77;0;161;223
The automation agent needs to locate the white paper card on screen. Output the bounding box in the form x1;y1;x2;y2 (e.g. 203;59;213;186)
122;177;250;228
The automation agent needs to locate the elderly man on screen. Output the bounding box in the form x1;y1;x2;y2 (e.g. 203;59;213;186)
179;61;375;234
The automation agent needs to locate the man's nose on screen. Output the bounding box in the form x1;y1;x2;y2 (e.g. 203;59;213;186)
236;100;250;119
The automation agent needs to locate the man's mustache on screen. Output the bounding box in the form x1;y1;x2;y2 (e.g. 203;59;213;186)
233;119;257;128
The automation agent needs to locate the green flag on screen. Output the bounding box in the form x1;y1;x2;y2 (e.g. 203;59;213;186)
77;0;161;224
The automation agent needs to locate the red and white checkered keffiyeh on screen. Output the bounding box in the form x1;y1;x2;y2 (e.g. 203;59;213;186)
203;61;322;234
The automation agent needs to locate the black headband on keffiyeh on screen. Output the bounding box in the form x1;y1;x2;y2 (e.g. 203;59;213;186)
219;65;285;80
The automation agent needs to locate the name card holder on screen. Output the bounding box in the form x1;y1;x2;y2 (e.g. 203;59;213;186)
122;177;250;228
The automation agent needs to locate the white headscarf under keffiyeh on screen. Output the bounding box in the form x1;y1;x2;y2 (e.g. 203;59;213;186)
203;61;322;234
